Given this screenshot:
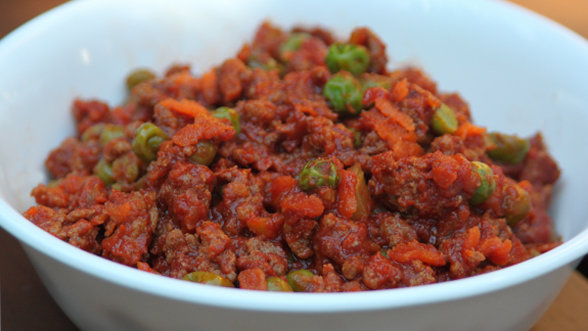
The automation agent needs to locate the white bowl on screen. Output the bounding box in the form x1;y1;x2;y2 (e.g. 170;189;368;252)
1;0;588;330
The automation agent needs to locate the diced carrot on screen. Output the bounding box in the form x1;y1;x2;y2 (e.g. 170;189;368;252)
294;102;318;117
236;43;251;63
246;215;284;240
391;78;409;102
375;98;415;132
480;237;513;266
464;226;481;252
337;169;357;219
363;109;422;156
159;98;209;118
461;226;483;263
349;27;368;45
169;71;201;89
362;86;389;106
431;155;460;189
455;121;486;140
162;98;235;146
387;241;446;266
268;176;298;207
280;192;324;218
238;268;267;290
201;68;220;105
137;261;159;274
391;140;424;159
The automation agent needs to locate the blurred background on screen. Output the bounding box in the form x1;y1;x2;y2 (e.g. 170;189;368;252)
0;0;587;330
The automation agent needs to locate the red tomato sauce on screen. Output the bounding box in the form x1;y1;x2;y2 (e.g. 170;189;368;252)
23;22;561;291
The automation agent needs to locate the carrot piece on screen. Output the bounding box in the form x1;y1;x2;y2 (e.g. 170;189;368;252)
480;237;513;266
268;176;298;207
137;261;159;274
375;98;415;132
201;68;220;105
238;268;267;290
464;226;481;252
362;86;389;106
391;78;409;102
172;122;235;146
294;102;318;117
280;192;324;218
362;109;423;157
160;98;235;146
159;98;209;118
387;241;446;266
246;215;284;240
337;169;357;219
455;121;486;140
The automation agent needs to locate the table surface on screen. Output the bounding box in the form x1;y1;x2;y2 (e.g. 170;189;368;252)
1;1;588;330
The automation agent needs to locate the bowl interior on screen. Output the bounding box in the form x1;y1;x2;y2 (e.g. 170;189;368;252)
0;0;588;311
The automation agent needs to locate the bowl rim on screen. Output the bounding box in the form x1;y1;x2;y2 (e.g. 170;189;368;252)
4;196;588;313
1;0;588;313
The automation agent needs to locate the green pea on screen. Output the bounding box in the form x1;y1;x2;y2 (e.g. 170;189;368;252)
266;277;293;292
325;43;370;76
213;107;241;134
286;269;315;292
323;71;364;115
100;124;126;147
503;184;532;226
81;123;106;142
486;133;530;165
132;123;169;163
470;161;496;205
183;271;234;288
431;103;458;135
189;141;217;166
349;127;362;148
94;159;114;186
360;73;393;91
298;158;340;192
279;33;311;62
248;53;283;74
126;69;156;90
249;57;280;71
380;249;389;258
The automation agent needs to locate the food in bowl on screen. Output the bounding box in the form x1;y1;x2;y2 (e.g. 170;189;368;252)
22;22;560;292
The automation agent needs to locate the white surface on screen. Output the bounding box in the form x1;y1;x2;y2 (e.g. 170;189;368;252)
0;0;587;330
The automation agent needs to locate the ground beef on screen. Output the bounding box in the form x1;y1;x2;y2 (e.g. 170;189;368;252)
23;22;561;292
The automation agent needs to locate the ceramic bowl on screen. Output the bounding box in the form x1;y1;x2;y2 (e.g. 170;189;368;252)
1;0;587;330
